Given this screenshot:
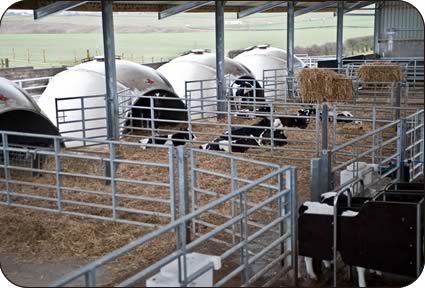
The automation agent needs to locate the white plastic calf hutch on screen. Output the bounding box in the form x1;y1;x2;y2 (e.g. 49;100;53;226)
0;77;59;146
157;50;265;116
234;45;306;100
233;45;306;81
37;58;186;147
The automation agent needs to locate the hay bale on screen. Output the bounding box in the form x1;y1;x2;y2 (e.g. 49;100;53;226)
357;62;405;82
297;68;353;103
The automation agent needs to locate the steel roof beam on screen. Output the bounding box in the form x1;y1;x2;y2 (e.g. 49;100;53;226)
344;1;374;13
237;1;287;19
158;1;214;20
295;1;337;17
34;1;88;20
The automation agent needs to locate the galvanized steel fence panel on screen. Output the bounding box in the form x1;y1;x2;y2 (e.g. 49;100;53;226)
48;147;298;287
0;130;176;227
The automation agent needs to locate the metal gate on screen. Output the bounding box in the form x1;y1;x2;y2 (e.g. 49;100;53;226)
48;147;298;287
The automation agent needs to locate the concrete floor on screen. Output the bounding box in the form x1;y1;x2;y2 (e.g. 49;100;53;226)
0;255;113;287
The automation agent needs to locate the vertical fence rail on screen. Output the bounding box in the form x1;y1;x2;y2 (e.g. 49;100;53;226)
54;138;62;211
1;133;11;205
109;142;117;220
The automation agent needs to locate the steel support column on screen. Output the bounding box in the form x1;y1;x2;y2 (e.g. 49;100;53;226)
336;1;344;69
373;1;381;55
287;1;295;77
215;0;226;115
102;0;120;140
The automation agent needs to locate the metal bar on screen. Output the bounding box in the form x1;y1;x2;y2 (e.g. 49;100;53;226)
215;0;226;115
230;156;237;245
101;0;120;141
237;1;286;19
54;138;62;211
177;146;190;243
278;173;285;267
1;133;11;205
169;146;176;222
158;1;213;20
287;1;295;77
109;143;117;220
295;1;336;17
333;184;355;287
291;167;298;287
336;1;344;69
322;104;329;150
315;104;321;156
310;158;321;201
33;1;88;20
322;150;332;193
345;1;374;13
332;104;337;150
55;99;60;127
80;97;87;146
399;119;408;181
373;1;381;54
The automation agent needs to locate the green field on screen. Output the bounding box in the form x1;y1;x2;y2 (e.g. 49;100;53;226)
0;12;374;68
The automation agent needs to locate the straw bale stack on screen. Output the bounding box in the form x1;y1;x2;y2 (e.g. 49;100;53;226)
297;68;353;103
357;62;405;82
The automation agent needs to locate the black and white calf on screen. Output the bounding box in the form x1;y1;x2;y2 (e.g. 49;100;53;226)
253;108;314;130
139;128;196;149
201;119;287;153
230;78;265;112
329;111;362;125
299;193;382;287
301;105;362;125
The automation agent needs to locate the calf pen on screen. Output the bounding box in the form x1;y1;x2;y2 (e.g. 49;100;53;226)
302;109;424;286
1;76;423;287
0;131;298;287
53;77;420;206
45;107;423;287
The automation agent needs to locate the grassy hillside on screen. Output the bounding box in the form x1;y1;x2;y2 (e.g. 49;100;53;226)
0;12;374;68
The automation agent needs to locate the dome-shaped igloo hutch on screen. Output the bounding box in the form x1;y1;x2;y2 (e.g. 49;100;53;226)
38;58;187;147
234;45;306;100
234;44;306;80
157;50;265;117
0;77;59;146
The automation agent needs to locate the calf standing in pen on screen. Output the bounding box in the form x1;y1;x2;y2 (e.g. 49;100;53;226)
299;192;382;287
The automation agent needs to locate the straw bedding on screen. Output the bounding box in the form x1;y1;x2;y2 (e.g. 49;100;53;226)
0;110;391;286
297;69;353;103
357;62;405;82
